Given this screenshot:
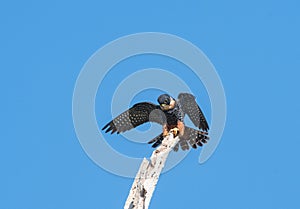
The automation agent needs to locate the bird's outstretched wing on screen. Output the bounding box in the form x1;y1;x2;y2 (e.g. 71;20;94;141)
102;102;165;134
178;93;209;131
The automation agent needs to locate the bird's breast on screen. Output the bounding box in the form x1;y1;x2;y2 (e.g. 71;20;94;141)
164;109;181;125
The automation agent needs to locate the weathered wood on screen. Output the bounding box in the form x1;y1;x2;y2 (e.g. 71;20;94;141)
124;133;180;209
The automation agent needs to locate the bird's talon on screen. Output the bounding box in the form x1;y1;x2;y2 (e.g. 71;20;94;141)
170;128;180;137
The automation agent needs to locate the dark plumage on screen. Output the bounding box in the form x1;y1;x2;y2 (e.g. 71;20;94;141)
102;93;210;151
177;93;209;132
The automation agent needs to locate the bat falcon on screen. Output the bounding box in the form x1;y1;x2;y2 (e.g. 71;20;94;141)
102;93;210;151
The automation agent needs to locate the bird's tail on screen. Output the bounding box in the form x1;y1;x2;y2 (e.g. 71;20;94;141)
173;126;209;151
147;126;209;151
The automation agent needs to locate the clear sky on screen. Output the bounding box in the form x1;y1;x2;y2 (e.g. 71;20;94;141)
1;0;300;209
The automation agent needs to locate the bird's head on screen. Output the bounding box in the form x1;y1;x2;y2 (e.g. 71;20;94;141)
157;94;176;110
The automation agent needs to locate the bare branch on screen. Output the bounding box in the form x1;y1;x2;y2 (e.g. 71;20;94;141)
124;133;180;209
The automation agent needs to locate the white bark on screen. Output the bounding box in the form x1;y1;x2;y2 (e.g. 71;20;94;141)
124;133;180;209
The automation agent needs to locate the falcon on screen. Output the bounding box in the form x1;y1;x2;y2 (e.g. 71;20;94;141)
102;93;209;151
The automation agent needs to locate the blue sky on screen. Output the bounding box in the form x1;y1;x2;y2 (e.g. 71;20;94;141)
1;0;300;209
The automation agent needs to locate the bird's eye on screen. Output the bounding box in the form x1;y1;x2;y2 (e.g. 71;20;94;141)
164;99;169;104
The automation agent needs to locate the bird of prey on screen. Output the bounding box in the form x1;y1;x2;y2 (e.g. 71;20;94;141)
102;93;209;151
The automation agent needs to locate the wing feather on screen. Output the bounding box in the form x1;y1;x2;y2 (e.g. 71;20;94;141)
102;102;165;134
178;93;209;131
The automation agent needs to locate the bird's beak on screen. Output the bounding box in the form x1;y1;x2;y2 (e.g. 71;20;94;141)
161;104;166;107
